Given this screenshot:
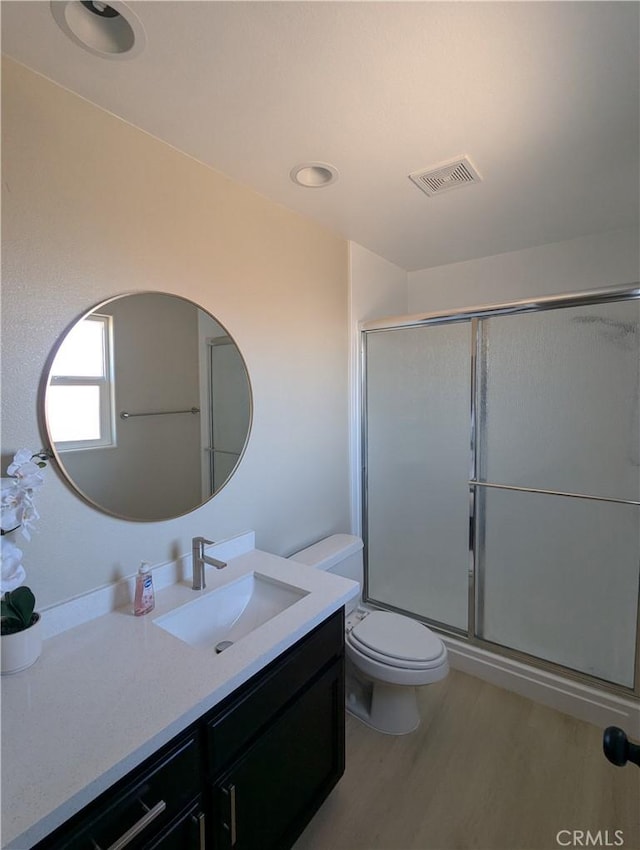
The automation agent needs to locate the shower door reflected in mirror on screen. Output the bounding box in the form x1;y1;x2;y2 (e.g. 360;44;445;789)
206;336;252;494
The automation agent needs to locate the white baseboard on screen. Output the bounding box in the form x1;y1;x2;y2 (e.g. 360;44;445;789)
443;635;640;736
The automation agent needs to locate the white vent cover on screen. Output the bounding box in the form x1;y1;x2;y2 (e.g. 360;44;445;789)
409;156;482;197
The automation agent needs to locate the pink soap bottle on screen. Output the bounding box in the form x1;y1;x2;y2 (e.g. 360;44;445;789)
134;561;155;615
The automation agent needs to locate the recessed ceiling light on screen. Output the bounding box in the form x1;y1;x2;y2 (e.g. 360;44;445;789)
290;162;339;188
50;1;146;60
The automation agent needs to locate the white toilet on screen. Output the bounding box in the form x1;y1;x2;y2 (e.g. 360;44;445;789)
289;534;449;735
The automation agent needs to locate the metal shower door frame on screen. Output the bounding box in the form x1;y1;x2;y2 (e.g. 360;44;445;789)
360;284;640;699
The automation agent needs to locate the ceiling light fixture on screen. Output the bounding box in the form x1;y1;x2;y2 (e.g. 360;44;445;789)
50;0;146;60
290;162;339;189
81;2;119;19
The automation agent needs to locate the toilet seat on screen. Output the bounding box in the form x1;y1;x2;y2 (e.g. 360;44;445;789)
347;611;446;671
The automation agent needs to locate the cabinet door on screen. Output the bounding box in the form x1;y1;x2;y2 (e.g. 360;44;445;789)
206;609;343;775
213;659;344;850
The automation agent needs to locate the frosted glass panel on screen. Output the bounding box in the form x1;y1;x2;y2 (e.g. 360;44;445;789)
478;488;640;687
479;300;640;501
364;323;471;630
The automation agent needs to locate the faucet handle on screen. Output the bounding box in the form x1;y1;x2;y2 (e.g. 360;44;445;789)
193;536;215;549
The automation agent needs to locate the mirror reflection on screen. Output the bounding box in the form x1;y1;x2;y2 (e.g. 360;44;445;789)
43;292;252;521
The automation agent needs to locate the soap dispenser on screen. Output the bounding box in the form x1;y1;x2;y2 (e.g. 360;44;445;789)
134;561;155;615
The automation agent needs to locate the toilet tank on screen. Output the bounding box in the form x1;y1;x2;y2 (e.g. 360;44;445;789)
288;534;364;589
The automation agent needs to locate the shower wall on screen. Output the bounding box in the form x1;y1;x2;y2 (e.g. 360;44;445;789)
363;291;640;693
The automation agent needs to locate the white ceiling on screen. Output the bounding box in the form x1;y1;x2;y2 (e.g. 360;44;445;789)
2;1;639;272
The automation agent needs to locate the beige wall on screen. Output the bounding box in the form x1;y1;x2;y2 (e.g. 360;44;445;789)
1;58;351;608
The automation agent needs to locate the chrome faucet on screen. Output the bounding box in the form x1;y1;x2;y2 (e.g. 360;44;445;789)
191;536;227;590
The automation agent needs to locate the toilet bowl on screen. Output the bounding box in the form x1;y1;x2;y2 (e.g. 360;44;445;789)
289;534;449;735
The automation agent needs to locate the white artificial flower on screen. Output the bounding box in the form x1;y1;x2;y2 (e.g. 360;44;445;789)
0;450;49;594
16;502;39;541
7;451;45;491
0;537;26;593
13;463;45;491
6;448;33;474
1;479;24;530
1;450;48;542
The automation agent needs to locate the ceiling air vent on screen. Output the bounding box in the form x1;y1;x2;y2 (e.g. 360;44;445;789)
409;156;482;197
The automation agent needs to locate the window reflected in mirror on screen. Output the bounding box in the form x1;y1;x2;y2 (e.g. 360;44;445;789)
46;314;115;449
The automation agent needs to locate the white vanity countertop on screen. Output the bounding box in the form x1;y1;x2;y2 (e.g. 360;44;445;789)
1;542;358;849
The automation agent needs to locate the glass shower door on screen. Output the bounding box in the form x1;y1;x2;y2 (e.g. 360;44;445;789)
364;322;471;632
475;300;640;687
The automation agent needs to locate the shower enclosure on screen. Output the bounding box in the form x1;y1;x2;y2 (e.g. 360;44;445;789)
361;286;640;696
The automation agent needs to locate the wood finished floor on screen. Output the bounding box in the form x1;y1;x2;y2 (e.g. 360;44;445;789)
293;669;640;850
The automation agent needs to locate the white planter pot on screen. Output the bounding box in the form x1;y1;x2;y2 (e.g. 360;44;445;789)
1;613;42;675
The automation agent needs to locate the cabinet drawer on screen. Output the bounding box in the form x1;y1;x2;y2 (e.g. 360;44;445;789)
145;800;206;850
206;608;344;773
36;732;202;850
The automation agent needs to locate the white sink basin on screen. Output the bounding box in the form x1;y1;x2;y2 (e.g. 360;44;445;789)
154;572;309;651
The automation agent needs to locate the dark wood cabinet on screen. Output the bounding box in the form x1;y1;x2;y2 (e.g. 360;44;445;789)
34;732;205;850
212;660;343;850
145;803;206;850
33;609;345;850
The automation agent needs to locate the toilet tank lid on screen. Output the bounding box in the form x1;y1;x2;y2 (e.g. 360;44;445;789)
289;534;363;571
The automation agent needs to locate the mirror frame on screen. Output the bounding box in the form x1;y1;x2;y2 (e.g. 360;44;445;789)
40;291;253;522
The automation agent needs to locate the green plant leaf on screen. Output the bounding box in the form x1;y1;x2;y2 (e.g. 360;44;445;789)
1;586;35;630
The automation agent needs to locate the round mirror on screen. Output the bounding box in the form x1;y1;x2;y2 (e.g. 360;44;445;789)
42;292;252;521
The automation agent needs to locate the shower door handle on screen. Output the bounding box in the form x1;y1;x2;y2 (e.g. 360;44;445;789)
603;727;640;767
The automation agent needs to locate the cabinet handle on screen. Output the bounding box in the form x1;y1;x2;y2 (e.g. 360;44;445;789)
96;799;166;850
191;811;206;850
222;784;237;846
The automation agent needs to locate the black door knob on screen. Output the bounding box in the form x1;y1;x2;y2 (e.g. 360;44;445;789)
603;726;640;767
